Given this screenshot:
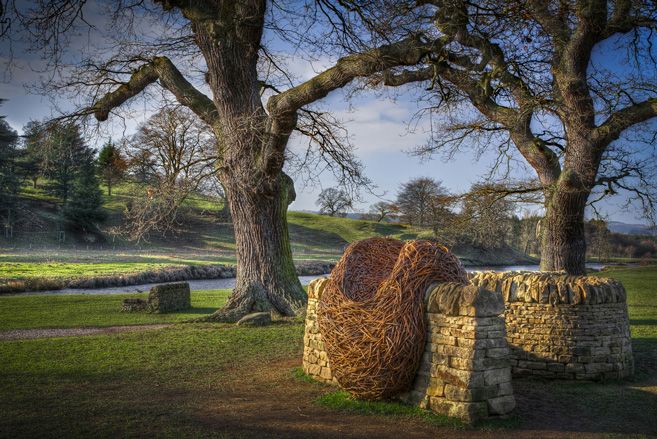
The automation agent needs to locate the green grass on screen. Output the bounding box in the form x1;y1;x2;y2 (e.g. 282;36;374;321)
0;208;424;288
288;211;415;243
0;251;235;266
291;366;321;385
291;367;464;427
5;179;422;259
0;265;655;436
2;178;544;280
0;290;230;330
598;264;657;341
0;261;181;279
0;322;304;438
0;209;418;289
315;389;464;428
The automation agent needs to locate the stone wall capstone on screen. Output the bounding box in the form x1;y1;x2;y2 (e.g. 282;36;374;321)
468;272;633;380
302;278;515;423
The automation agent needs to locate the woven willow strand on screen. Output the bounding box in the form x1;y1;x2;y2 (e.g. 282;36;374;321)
318;237;468;400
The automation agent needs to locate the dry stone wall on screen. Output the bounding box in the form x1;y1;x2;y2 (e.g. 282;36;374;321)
469;272;633;380
303;278;336;385
302;278;515;423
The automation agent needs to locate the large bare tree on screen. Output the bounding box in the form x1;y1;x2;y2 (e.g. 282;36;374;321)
373;0;657;274
7;1;433;320
120;106;216;242
316;187;353;217
396;177;452;228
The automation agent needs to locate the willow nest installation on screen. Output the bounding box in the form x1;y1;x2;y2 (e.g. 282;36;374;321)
318;237;468;400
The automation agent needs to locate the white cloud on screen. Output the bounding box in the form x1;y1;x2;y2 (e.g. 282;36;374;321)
327;97;431;155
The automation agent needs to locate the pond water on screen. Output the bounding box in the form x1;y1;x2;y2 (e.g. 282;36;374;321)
13;263;608;296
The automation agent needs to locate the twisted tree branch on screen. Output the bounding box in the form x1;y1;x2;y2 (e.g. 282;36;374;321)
92;56;218;127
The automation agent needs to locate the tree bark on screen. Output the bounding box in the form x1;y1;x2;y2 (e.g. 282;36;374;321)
540;190;588;274
86;1;433;320
204;172;306;322
536;131;592;274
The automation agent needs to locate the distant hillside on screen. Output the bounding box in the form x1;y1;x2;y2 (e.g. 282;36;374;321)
1;182;536;266
608;221;657;236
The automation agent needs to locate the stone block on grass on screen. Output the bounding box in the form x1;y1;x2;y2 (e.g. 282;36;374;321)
121;298;149;312
147;282;191;313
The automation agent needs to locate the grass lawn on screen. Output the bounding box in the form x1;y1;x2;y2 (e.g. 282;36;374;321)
1;180;428;280
0;252;239;280
0;261;181;279
0;290;231;330
0;323;305;438
4;178;420;265
0;266;655;437
599;264;657;340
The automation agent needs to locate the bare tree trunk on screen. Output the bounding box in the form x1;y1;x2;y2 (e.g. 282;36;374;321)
204;172;306;321
540;171;590;275
82;1;433;321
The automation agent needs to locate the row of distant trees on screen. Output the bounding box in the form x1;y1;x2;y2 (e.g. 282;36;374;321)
316;178;656;260
585;220;657;261
316;177;542;251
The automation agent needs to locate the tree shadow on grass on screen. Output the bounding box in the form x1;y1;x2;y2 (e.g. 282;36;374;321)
182;307;219;315
369;222;408;236
512;338;657;435
288;223;348;251
630;319;657;326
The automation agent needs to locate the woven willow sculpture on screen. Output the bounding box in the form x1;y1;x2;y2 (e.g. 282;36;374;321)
318;237;468;400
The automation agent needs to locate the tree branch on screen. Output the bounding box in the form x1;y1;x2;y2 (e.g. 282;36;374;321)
92;56;218;127
526;0;570;44
382;66;433;87
267;35;430;116
594;96;657;146
383;62;561;185
603;0;657;37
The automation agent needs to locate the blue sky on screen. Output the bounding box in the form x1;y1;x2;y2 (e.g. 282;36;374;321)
0;2;653;225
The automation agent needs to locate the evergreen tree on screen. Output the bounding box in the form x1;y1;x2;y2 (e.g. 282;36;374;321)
40;122;89;204
21;120;46;188
0;106;20;234
97;140;126;196
63;150;106;233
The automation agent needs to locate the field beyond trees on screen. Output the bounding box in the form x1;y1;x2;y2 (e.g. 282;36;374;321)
0;182;540;293
0;265;655;437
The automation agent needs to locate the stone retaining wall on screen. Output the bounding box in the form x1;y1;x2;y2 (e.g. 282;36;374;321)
302;278;515;423
469;272;633;379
